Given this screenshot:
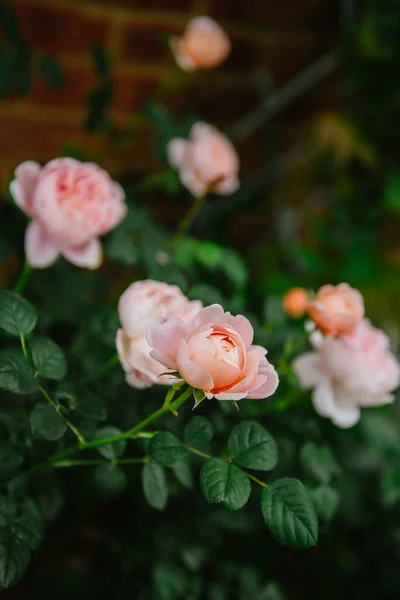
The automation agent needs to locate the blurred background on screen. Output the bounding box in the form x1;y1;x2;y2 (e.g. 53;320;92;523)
1;0;400;598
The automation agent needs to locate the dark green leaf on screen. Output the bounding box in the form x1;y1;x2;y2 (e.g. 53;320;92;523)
300;442;340;485
105;228;140;266
0;443;23;480
90;43;110;78
31;338;67;381
200;458;251;511
0;496;16;526
195;241;223;267
311;485;341;522
94;426;126;460
228;421;278;472
0;539;30;590
381;466;400;507
0;350;38;395
93;464;126;497
192;388;205;409
148;432;186;467
75;391;107;422
185;416;214;447
188;284;225;306
142;460;168;510
15;500;44;551
30;403;67;441
171;457;193;489
220;248;248;290
261;478;318;549
0;291;37;336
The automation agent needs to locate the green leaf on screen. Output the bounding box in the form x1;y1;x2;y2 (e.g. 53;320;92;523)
0;291;37;337
148;431;186;467
300;442;340;485
39;56;64;89
31;338;67;381
142;460;168;510
185;416;214;447
94;426;126;460
0;443;23;480
311;485;340;522
381;466;400;507
200;458;251;511
15;500;44;551
0;496;16;527
220;248;248;291
30;403;67;441
261;478;318;549
384;169;400;215
171;457;193;489
188;284;225;306
195;241;224;267
0;350;39;395
228;421;278;472
0;539;30;590
93;464;126;497
105;227;140;266
75;391;107;422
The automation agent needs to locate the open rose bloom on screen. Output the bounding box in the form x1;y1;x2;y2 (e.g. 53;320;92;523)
10;158;126;269
116;280;202;389
147;304;278;401
293;319;400;428
168;122;240;197
170;17;230;71
307;283;364;336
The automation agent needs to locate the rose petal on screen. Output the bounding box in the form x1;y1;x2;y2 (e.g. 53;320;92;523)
312;380;336;418
292;352;324;388
169;38;196;71
62;238;103;270
180;167;208;198
213;175;240;195
10;161;41;217
248;367;279;399
147;315;188;370
167;138;188;168
25;221;60;268
176;339;214;391
227;314;254;348
191;304;225;329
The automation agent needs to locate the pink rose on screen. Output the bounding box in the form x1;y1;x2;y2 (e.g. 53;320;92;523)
168;122;240;197
10;158;127;269
116;280;203;389
293;319;400;428
147;304;279;401
170;17;230;71
307;283;364;336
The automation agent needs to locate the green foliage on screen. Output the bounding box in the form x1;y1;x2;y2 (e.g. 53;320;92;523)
93;464;126;497
0;443;23;480
261;479;318;549
94;426;126;460
228;421;278;471
200;458;251;511
148;432;186;467
31;338;67;381
0;291;37;337
310;485;341;523
185;416;214;447
30;403;67;441
0;350;39;395
300;442;340;485
142;460;168;510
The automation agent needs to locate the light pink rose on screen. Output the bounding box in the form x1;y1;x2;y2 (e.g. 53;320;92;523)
10;158;127;269
168;122;240;197
293;319;400;428
170;17;230;71
146;304;279;401
307;283;364;336
116;280;203;389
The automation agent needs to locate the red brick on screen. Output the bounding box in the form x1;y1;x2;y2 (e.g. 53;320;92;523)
12;1;109;55
30;64;160;113
122;20;184;64
211;0;337;30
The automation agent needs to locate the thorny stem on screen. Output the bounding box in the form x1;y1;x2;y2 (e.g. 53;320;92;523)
39;386;86;445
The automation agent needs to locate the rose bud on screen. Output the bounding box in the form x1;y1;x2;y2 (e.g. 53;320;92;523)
168;122;239;197
170;16;230;71
282;288;309;319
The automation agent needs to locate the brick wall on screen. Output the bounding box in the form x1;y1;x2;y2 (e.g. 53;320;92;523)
0;0;338;192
